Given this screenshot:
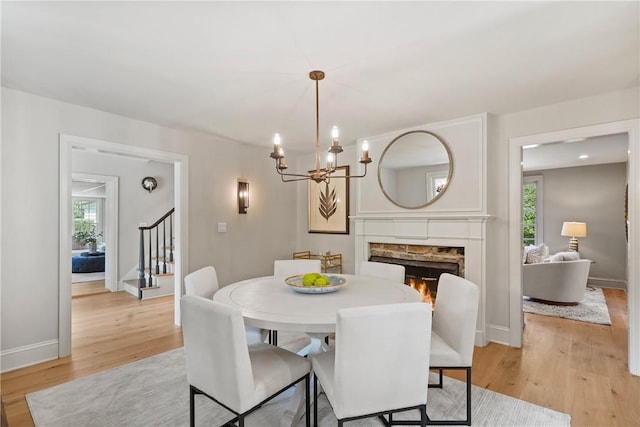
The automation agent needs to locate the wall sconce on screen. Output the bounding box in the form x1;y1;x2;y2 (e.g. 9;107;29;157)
238;181;249;214
141;176;158;193
561;221;587;252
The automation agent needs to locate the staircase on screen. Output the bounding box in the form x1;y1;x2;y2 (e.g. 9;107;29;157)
123;208;175;300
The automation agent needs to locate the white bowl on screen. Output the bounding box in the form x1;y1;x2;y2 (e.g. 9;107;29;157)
285;274;346;294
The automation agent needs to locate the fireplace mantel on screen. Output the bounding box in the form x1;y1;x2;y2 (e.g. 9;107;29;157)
354;215;490;346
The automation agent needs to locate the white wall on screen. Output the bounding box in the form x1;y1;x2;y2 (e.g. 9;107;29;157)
525;162;628;289
72;151;174;280
1;88;298;369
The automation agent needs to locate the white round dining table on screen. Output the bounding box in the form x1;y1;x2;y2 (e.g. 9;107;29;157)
213;274;422;334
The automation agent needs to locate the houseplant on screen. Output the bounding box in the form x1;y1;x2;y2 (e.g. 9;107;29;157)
73;222;102;253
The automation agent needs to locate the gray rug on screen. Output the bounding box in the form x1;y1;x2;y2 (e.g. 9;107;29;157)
26;348;570;427
523;286;612;325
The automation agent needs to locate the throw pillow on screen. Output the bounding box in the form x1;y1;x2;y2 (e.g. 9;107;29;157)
525;243;548;264
549;251;580;262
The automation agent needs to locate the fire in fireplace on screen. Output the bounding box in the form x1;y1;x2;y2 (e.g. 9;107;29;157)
368;256;461;308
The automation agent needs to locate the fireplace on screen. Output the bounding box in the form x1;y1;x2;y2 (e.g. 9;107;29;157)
368;243;465;307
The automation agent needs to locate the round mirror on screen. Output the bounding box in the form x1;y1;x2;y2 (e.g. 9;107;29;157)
377;130;453;209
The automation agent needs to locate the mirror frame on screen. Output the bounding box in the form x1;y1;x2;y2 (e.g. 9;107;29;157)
377;130;453;209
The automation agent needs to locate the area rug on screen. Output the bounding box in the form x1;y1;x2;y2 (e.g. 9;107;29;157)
523;286;612;325
26;348;570;427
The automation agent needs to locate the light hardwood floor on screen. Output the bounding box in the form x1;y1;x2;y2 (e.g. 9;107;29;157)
1;289;639;426
72;280;110;298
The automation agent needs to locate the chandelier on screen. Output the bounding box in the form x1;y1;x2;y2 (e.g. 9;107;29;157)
269;70;372;183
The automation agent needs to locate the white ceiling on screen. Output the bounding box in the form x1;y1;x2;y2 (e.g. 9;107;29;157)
2;1;638;158
522;133;629;171
72;181;106;197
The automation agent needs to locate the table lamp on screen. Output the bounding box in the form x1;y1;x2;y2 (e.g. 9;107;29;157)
561;221;587;252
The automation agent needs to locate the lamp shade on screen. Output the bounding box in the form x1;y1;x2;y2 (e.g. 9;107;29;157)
561;221;587;238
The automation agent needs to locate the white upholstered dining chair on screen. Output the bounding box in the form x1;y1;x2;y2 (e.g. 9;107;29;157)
428;273;480;426
181;295;311;427
184;266;266;345
273;259;322;277
312;302;432;427
184;266;218;299
358;261;406;283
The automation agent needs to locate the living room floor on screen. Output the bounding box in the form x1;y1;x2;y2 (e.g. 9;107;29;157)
1;289;638;426
71;280;110;298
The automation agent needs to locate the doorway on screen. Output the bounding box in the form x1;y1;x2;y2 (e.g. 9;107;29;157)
71;173;118;293
59;134;189;358
508;119;640;376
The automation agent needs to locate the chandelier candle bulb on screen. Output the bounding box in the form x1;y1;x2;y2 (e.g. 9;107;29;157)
360;141;372;163
327;153;334;170
329;125;343;154
273;133;281;152
270;133;283;159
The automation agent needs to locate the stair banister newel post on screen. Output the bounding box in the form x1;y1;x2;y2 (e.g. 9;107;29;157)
138;229;146;299
148;229;153;287
169;214;174;263
155;226;160;275
162;220;167;274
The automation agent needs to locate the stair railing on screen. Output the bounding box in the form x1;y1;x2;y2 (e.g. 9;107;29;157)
138;208;175;299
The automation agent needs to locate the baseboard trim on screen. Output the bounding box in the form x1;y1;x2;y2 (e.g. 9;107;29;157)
1;339;59;373
487;324;512;346
588;277;627;290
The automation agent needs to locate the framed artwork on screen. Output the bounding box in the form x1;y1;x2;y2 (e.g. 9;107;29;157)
308;165;350;234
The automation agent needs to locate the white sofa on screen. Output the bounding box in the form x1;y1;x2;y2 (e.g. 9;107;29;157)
523;259;592;305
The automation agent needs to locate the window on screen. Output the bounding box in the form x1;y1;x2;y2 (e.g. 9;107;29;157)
73;198;103;247
426;170;449;199
522;176;543;246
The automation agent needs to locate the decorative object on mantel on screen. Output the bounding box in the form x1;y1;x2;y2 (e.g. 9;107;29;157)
141;176;157;193
237;181;249;214
308;165;349;234
268;70;372;183
561;221;587;252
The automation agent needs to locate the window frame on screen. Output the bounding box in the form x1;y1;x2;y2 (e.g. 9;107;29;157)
522;175;544;246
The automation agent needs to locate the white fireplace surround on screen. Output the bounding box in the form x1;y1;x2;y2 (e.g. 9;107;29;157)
354;215;490;347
